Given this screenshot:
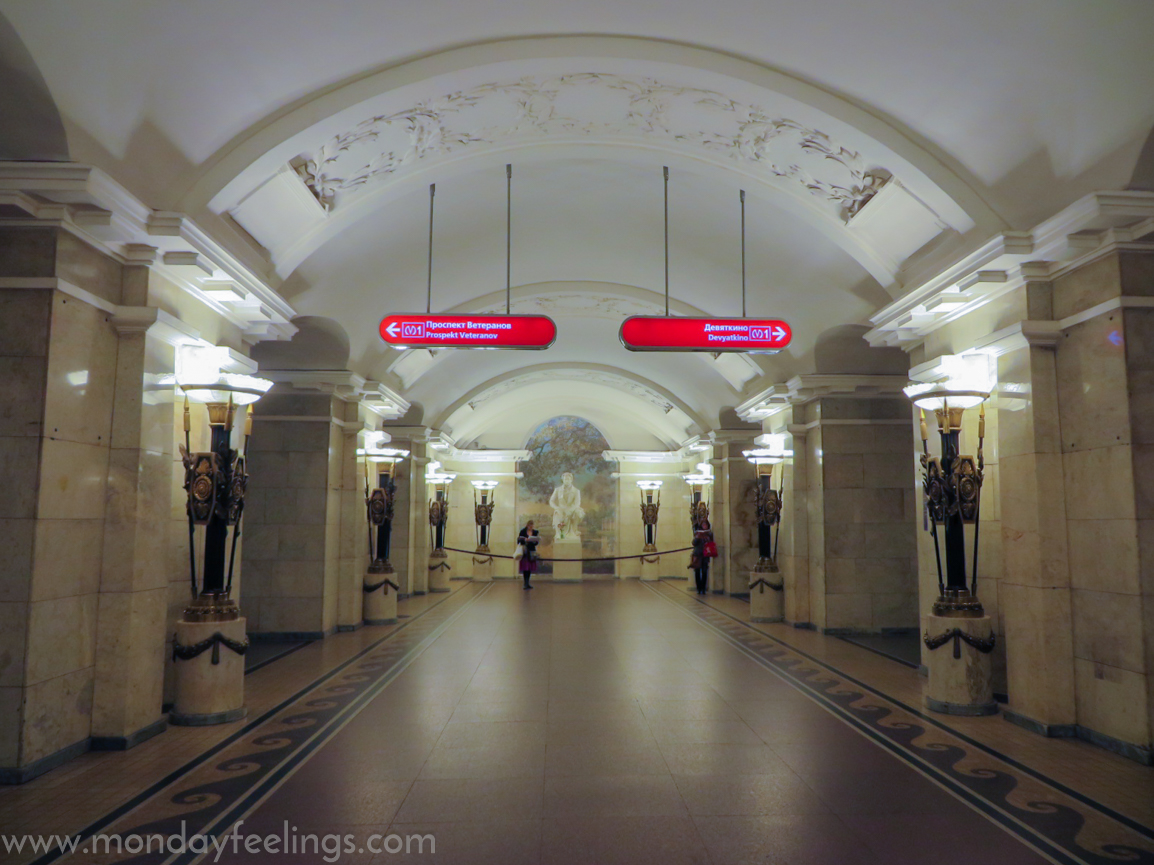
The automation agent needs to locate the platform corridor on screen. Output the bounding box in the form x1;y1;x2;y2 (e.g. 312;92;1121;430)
3;581;1153;865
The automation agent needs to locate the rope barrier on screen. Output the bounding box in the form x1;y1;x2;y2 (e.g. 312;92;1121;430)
440;545;694;563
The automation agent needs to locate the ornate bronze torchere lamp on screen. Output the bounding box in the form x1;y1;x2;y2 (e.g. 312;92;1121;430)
471;480;497;553
744;434;792;574
364;458;399;575
172;345;272;725
426;461;455;593
638;480;662;552
685;462;713;530
904;355;993;616
906;353;997;715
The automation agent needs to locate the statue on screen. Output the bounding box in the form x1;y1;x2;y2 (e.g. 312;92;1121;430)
549;471;585;539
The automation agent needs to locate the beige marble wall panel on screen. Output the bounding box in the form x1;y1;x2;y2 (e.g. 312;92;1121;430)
0;227;56;277
873;592;917;629
822;454;864;489
0;436;41;519
259;597;324;634
0;687;19;765
825;592;872;630
0;518;35;602
1069;519;1140;594
1002;582;1076;725
857;557;916;595
1074;658;1149;746
1057;314;1130;453
42;293;117;447
0;356;47;438
1072;588;1146;672
20;666;93;764
1053;253;1121;321
857;488;905;523
53;232;123;305
91;586;166;736
865;452;913;489
1118;251;1154;296
24;592;97;686
1064;445;1136;521
0;288;52;357
30;518;103;601
36;438;110;520
824;557;856;594
0;601;28;687
1136;444;1154;521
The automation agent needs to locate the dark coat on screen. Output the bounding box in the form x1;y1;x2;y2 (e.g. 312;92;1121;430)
518;527;540;573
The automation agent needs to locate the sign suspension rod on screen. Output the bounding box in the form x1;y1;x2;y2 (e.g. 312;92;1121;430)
506;164;512;315
663;166;670;317
740;189;747;318
426;183;435;314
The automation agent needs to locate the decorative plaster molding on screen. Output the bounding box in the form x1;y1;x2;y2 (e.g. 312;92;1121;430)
867;191;1154;350
737;374;909;421
0;162;297;344
292;73;895;225
464;367;677;414
260;369;409;420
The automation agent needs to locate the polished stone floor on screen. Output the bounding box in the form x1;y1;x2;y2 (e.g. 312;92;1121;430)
3;580;1152;865
218;582;1052;864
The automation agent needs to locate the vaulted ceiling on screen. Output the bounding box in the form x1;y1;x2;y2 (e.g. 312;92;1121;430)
3;1;1152;447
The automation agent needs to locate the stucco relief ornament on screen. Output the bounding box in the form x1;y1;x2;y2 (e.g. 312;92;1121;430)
294;73;892;220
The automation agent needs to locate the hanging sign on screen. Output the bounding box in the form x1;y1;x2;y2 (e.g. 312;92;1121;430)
379;314;557;350
619;316;792;353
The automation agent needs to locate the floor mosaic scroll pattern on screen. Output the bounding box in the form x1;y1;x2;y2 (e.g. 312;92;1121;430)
32;583;491;865
646;581;1154;865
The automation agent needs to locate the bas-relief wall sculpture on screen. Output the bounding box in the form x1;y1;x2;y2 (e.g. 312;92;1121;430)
293;72;893;222
517;416;616;575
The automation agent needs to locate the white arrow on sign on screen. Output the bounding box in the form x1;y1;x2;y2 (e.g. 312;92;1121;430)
772;326;787;341
385;322;400;337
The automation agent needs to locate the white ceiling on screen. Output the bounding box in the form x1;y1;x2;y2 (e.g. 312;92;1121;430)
3;1;1152;446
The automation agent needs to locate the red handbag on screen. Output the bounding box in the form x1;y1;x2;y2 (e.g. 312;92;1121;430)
702;540;718;558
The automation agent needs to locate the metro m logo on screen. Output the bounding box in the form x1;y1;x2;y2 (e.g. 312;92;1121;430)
402;322;425;338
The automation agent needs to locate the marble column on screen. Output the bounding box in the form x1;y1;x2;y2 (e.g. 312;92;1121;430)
781;419;812;626
997;286;1077;733
92;283;175;747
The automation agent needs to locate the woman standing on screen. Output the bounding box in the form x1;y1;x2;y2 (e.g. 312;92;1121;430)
518;520;540;589
691;518;714;595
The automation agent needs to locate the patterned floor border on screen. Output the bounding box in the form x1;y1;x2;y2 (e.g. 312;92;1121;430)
644;581;1154;865
29;582;492;865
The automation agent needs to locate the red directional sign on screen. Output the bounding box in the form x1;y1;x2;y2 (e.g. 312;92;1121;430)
379;314;557;350
620;316;792;353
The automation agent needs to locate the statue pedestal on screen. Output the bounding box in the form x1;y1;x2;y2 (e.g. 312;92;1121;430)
472;552;493;582
428;548;451;592
640;553;661;582
552;536;583;582
749;570;784;622
171;616;247;726
923;613;997;716
364;572;398;624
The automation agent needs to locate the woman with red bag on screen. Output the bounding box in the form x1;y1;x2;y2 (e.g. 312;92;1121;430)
690;518;715;595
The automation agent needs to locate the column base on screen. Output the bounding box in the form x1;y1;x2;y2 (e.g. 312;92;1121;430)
170;616;247;727
922;612;996;716
472;554;494;582
428;549;452;592
749;570;784;622
639;554;661;582
364;573;399;625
